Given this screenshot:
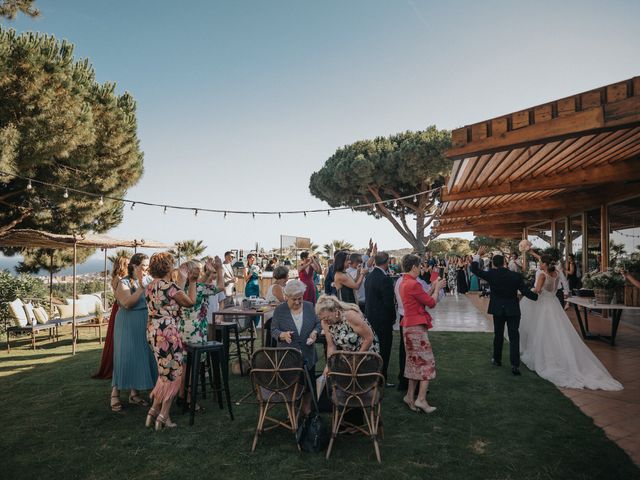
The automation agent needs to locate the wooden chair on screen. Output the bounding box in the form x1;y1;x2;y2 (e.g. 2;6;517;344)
250;348;305;451
325;351;385;463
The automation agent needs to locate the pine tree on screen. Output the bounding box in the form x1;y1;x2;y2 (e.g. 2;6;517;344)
0;0;39;19
0;29;144;268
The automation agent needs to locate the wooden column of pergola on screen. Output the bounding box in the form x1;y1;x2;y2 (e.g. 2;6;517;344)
0;229;169;354
433;76;640;262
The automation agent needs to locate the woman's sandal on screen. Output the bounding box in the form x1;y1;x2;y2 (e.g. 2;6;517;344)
155;414;177;431
110;395;123;412
129;394;149;407
145;407;159;428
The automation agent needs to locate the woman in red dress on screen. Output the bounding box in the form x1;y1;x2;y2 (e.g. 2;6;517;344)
297;251;321;305
92;256;129;380
399;254;447;414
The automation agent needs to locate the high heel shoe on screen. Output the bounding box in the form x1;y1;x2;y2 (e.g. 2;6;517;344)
414;400;437;414
145;408;158;428
403;396;418;412
155;414;177;431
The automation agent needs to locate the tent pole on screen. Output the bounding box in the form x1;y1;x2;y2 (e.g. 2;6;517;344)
49;250;54;311
72;241;77;355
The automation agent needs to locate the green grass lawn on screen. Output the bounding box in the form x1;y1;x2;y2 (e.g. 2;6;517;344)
1;331;638;480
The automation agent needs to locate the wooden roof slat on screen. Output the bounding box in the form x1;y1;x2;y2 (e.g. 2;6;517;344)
580;134;640;169
465;154;493;189
472;151;507;187
507;140;564;182
528;135;593;176
0;229;170;250
560;129;632;171
544;132;609;173
486;146;538;187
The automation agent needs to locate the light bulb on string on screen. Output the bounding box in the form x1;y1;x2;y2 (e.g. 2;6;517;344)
27;180;32;190
63;188;69;199
278;213;282;219
327;210;330;216
98;196;104;206
163;206;167;215
224;211;227;219
130;202;136;210
303;211;307;218
194;209;198;217
252;212;256;219
413;195;418;202
393;199;398;207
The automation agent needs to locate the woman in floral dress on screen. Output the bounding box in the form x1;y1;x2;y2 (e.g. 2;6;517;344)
144;252;198;430
179;256;225;345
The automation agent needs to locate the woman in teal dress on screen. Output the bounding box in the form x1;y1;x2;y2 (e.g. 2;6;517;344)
468;258;480;292
110;253;158;412
244;253;261;297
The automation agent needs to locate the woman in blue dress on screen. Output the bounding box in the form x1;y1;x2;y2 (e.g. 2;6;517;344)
243;253;261;298
110;253;158;412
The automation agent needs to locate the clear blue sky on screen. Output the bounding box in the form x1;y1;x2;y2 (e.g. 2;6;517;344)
5;0;640;258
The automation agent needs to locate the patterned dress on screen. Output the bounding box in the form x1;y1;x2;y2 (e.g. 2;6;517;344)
447;263;457;292
328;316;380;353
179;282;223;345
146;279;184;401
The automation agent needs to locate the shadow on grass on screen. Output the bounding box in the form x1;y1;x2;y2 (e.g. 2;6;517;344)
0;332;639;480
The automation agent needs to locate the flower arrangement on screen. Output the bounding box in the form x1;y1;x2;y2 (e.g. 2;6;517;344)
582;270;626;290
518;239;532;253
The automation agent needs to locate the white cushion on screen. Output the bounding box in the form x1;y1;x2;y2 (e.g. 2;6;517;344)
8;299;28;327
68;297;95;315
56;304;74;319
34;307;49;324
89;292;102;299
23;302;37;325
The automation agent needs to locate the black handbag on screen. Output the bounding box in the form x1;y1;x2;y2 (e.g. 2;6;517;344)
296;367;329;453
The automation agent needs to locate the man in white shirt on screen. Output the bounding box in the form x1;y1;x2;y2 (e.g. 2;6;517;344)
346;253;370;314
508;253;522;273
222;251;236;297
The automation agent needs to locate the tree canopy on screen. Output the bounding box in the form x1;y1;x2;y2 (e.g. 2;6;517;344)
0;29;144;268
470;236;520;255
0;0;39;19
309;127;451;254
169;240;207;264
427;237;472;257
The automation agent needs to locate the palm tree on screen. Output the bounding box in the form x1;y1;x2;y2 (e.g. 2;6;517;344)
169;240;207;265
108;248;133;265
322;239;354;257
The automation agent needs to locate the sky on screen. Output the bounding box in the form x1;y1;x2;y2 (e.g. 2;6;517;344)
4;0;640;262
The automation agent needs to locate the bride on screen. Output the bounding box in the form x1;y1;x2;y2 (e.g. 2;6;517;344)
519;252;623;391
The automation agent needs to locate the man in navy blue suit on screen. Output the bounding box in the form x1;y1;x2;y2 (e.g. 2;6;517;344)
470;246;538;375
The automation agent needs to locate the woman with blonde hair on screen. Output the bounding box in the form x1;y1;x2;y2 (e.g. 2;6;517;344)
315;295;379;356
145;252;198;430
93;255;130;381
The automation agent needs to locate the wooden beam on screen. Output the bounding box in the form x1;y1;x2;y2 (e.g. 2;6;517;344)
448;78;640;160
441;158;640;202
439;211;560;230
441;183;640;220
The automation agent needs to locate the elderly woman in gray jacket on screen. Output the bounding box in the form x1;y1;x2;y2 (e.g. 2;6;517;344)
271;279;321;414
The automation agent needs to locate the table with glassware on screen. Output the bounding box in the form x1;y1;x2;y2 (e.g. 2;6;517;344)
566;296;640;346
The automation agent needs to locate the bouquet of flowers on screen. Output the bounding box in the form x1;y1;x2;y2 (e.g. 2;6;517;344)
582;270;626;290
518;239;532;253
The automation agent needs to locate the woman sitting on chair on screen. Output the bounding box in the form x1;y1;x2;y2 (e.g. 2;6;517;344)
271;280;321;414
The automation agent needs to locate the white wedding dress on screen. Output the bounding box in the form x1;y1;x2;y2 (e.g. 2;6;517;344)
519;270;623;391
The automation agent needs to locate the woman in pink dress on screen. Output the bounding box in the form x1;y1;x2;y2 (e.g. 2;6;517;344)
297;251;321;305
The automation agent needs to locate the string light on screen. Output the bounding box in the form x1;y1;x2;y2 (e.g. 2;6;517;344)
252;212;255;219
163;206;167;215
393;199;398;207
194;209;198;217
0;169;443;219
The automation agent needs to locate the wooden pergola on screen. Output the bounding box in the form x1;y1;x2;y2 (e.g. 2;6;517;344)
435;76;640;259
0;229;169;354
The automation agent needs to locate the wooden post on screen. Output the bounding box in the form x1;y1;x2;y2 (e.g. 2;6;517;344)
522;227;528;270
601;205;609;272
551;220;557;250
581;211;588;276
565;216;571;256
72;240;77;355
103;248;108;310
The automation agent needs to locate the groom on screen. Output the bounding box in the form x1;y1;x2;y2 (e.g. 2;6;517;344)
471;246;538;375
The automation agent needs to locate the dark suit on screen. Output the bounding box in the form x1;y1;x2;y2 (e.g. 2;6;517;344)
270;301;322;368
365;267;396;380
471;260;538;367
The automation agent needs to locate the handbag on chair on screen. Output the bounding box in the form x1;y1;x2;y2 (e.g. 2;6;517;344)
296;365;329;453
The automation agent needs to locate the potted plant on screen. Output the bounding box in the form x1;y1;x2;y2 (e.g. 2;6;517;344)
582;270;626;304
